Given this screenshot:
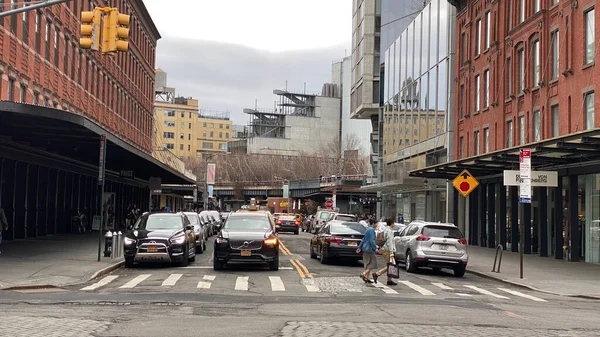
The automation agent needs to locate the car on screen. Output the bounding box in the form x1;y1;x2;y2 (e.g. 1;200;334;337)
394;220;469;277
213;205;279;271
183;212;207;254
123;212;197;268
275;214;301;235
309;220;365;264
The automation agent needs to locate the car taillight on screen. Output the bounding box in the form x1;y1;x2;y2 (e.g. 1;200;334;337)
458;238;467;244
415;234;430;241
326;237;343;243
277;220;282;225
294;220;300;226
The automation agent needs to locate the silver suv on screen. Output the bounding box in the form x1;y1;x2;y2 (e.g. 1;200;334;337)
394;220;469;277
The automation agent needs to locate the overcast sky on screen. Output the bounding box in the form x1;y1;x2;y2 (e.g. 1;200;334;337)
143;0;352;125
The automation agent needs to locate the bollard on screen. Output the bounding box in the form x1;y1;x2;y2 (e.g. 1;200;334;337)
116;231;123;257
103;231;113;258
111;231;118;259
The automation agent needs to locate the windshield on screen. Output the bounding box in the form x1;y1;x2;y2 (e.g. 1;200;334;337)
319;212;331;219
184;213;199;225
224;216;272;231
422;226;463;239
335;215;356;222
331;223;366;235
136;215;183;230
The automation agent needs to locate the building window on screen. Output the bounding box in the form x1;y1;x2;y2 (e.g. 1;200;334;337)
219;132;222;138
179;133;184;140
585;9;595;64
506;57;512;97
551;30;559;80
483;69;489;108
7;79;14;101
210;131;214;138
19;85;26;102
533;110;540;141
585;92;595;130
180;144;184;150
22;2;29;44
460;31;467;63
459;84;465;118
45;21;50;59
219;124;223;129
517;48;525;92
203;131;207;137
226;133;229;139
202;142;213;149
188;144;191;151
163;143;174;150
552;0;558;5
507;120;513;147
475;19;481;56
219;143;227;151
164;110;175;117
473;130;480;155
53;27;59;67
188;134;191;140
519;0;525;23
35;12;40;53
532;39;540;87
164;121;175;127
163;132;174;139
10;0;16;32
63;36;69;72
485;11;491;49
474;75;480;112
534;0;540;12
551;105;559;137
459;136;464;158
507;0;513;30
483;128;489;153
203;122;207;127
226;124;230;129
519;115;525;144
180;122;184;128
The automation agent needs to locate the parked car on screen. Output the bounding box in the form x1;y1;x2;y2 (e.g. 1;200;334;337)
123;212;196;268
183;212;207;253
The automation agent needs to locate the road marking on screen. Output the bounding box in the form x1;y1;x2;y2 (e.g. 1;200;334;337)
498;288;547;302
279;247;289;256
280;267;293;270
81;275;119;291
505;311;520;318
464;285;509;299
183;266;213;269
399;280;436;296
269;276;286;291
294;260;312;278
119;274;151;289
203;275;216;281
161;274;183;287
431;282;453;290
235;276;249;291
290;260;306;279
456;293;473;297
279;242;293;255
373;282;398;294
302;278;320;292
197;281;211;289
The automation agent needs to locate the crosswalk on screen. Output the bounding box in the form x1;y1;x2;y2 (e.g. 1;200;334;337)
79;272;549;303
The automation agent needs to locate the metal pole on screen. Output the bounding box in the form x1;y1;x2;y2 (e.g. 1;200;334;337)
0;0;72;18
97;135;107;262
520;214;524;279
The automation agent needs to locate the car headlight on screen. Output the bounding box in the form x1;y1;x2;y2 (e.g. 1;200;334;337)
170;235;186;244
264;237;278;245
124;237;136;245
216;237;229;244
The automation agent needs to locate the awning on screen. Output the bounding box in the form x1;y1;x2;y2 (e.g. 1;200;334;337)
0;101;194;184
410;129;600;180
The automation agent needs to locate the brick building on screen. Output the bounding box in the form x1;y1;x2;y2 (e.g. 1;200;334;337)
0;0;158;152
411;0;600;265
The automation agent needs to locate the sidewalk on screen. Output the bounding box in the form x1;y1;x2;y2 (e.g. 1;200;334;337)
0;231;123;290
467;245;600;299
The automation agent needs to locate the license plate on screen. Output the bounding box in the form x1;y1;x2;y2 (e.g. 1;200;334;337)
241;250;251;257
438;244;448;250
147;246;158;253
348;241;358;246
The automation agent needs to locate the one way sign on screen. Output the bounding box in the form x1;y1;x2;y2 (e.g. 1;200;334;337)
452;169;479;197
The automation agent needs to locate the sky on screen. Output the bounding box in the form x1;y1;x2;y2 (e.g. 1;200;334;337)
143;0;352;125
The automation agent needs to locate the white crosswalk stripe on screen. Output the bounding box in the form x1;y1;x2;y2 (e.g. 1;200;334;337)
373;282;398;294
197;281;212;289
269;276;285;291
81;275;119;291
464;285;509;299
303;279;320;292
399;280;436;296
203;275;216;281
432;282;472;296
119;274;151;289
161;274;183;287
234;276;249;291
497;288;547;302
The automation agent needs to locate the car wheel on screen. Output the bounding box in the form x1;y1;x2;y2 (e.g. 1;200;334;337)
189;244;196;262
269;256;279;271
319;247;329;264
181;247;189;267
405;251;416;273
453;265;466;277
125;258;134;268
294;230;299;235
203;240;207;251
196;242;203;254
309;244;317;259
213;256;224;270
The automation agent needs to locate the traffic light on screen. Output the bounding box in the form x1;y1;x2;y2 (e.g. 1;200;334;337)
104;9;130;54
79;9;101;50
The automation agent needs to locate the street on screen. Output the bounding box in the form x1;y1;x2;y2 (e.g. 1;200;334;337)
1;232;600;336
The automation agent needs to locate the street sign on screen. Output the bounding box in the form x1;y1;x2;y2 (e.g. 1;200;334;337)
452;169;479;197
98;134;106;185
193;185;198;203
325;199;333;208
503;170;558;187
519;148;532;203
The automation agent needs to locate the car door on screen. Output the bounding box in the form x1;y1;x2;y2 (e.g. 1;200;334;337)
394;226;409;260
397;225;417;261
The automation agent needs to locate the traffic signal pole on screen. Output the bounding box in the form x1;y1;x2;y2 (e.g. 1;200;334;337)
0;0;72;18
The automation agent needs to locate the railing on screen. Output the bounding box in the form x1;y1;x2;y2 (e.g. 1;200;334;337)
492;244;504;273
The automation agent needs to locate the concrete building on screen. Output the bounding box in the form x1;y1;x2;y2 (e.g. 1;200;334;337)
236;88;341;157
412;0;600;264
0;1;194;240
153;69;232;159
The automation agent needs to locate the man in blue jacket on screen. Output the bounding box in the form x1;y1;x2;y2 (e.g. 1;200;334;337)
357;218;378;283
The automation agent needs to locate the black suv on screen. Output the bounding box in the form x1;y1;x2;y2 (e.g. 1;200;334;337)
123;212;196;268
213;210;279;271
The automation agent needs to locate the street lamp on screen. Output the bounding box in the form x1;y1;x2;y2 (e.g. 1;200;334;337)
203;153;214;211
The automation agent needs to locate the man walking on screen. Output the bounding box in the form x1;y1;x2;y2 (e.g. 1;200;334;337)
356;218;378;283
373;217;397;286
0;207;8;254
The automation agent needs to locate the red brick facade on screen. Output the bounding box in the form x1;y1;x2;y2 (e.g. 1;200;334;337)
454;0;597;160
0;0;159;153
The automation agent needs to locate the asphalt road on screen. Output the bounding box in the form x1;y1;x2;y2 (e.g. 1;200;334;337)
1;231;600;336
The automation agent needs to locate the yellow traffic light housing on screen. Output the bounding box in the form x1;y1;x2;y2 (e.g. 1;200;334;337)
103;10;130;54
79;10;101;50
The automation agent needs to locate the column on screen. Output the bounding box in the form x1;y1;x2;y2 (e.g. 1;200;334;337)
487;182;496;248
26;164;39;238
14;162;27;239
510;186;519;252
538;186;549;257
469;193;479;245
553;183;564;260
499;184;507;250
523;201;532;254
37;167;49;236
452;187;459;226
569;175;580;261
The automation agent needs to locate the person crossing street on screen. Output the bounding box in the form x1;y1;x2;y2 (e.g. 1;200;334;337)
356;218;378;283
373;218;397;286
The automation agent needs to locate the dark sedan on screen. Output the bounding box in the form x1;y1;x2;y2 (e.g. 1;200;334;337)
275;215;300;235
123;212;196;268
213;211;279;271
309;220;366;264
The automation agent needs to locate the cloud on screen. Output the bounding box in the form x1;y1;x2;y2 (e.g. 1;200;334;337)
155;37;350;124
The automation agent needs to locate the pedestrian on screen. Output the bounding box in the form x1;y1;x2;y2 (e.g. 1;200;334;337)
373;217;397;286
357;218;378;283
0;207;8;254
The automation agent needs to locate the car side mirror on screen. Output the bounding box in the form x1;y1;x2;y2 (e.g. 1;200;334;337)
186;225;194;230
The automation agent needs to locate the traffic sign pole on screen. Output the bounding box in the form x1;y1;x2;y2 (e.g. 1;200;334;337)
518;148;531;279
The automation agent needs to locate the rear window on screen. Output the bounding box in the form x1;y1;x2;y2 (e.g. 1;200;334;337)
319;212;331;219
335;215;356;222
422;226;463;239
279;216;296;221
331;222;366;235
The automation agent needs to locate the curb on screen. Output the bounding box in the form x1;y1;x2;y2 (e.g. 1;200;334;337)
467;269;600;300
2;260;124;291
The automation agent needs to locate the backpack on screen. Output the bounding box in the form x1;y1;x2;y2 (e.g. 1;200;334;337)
376;231;386;247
